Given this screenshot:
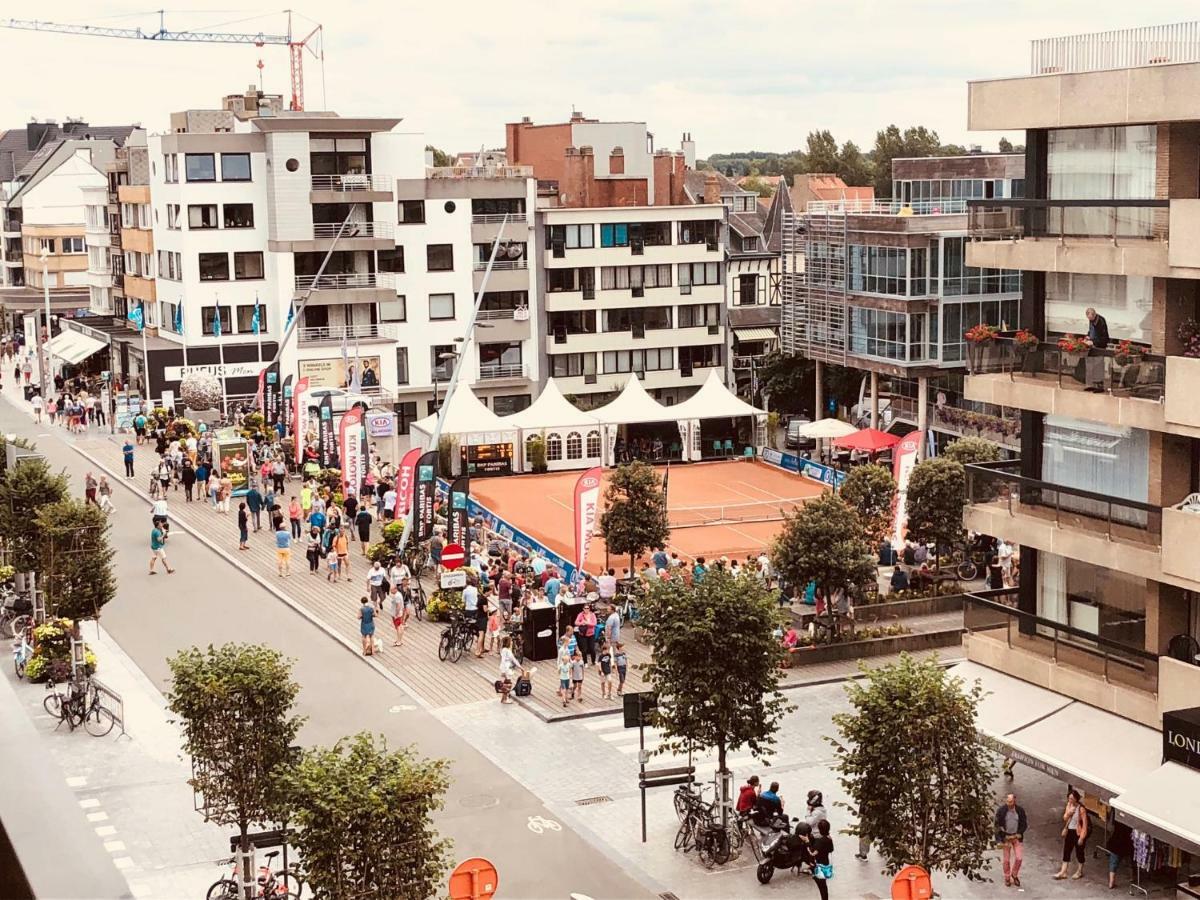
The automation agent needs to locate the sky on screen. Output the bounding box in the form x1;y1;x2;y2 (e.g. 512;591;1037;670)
1;1;1198;158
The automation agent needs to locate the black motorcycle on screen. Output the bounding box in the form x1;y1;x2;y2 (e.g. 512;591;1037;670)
751;817;813;884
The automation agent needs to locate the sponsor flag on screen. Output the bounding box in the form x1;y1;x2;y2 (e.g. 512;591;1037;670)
413;450;439;541
396;447;422;517
662;460;670;504
263;363;281;426
254;368;266;412
127;304;144;331
573;466;603;574
891;430;924;546
212;308;222;338
285;300;295;331
173;304;182;334
317;392;337;469
292;375;310;465
250;296;261;335
447;476;470;547
339;406;366;498
281;374;294;434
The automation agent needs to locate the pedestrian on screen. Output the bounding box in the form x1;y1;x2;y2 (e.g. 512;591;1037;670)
614;641;628;695
604;603;621;649
498;635;523;705
300;482;313;521
326;543;341;582
46;397;57;425
368;560;388;609
148;521;174;575
288;495;302;539
218;476;232;514
237;502;249;550
575;602;597;665
208;471;221;508
31;392;43;423
84;471;98;506
485;598;503;653
157;460;171;498
334;528;350;577
811;819;835;900
1083;306;1111;392
180;459;196;501
355;505;373;552
271;458;286;494
599;640;614;700
557;648;572;708
97;476;114;513
306;526;323;574
275;523;292;577
383;483;397;520
343;493;358;540
1107;821;1133;890
246;483;263;531
1055;788;1089;880
995;791;1028;888
570;650;585;702
358;596;376;655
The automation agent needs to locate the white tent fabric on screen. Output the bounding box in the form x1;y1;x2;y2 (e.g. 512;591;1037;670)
410;385;511;436
503;379;599;429
670;369;764;420
797;417;858;439
587;376;674;425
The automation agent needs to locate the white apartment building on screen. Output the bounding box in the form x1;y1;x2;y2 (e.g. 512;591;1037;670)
540;203;727;406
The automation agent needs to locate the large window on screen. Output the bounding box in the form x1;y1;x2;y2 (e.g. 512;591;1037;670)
479;291;527;314
1046;274;1152;343
547;224;594;249
547;267;593;293
398;200;425;224
223;204;254;228
198;253;229;281
1042;415;1149;518
428;293;455;320
603;307;672;331
678;262;721;287
396;348;409;385
1047;125;1157;236
548;310;596;335
599;223;629;248
848;245;928;296
679;344;722;369
474;198;525;216
550;352;597;378
677;220;720;245
479;341;522;372
940;298;1019;363
941;237;1020;296
600;264;672;290
431;345;457;379
310;137;367;176
492;394;531;416
236;304;266;333
157;250;182;281
234;251;264;280
380;296;406;322
188;205;218;230
220;153;251;182
61;236;85;254
677;304;720;328
602;348;673;373
1038;552;1146;651
184;153;216;182
201;305;232;335
426;244;454;271
849;307;923;361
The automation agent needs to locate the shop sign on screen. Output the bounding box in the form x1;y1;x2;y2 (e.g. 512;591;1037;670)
1164;707;1200;772
367;413;395;437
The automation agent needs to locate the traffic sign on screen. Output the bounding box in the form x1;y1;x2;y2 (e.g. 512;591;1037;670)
442;542;466;570
440;570;467;590
449;857;498;900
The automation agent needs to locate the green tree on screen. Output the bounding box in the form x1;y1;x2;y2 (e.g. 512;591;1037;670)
770;494;876;614
282;733;451;899
905;457;967;560
998;136;1014;153
640;569;791;821
0;433;34;478
801;129;841;173
838;464;896;545
838;139;873;186
0;457;68;571
739;174;776;198
758;353;812;414
829;654;995;880
35;499;115;622
871;125;956;197
167;644;304;900
941;437;1002;467
599;461;670;570
424;144;453;167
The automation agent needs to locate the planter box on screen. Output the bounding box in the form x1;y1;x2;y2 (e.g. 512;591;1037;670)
1165;356;1200;429
785;628;963;667
790;593;962;628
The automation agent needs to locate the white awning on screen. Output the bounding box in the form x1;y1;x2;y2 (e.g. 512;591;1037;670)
947;662;1073;743
796;417;858;439
45;329;107;366
588;376;673;426
733;327;777;342
1111;763;1200;856
503;379;600;430
670;369;764;421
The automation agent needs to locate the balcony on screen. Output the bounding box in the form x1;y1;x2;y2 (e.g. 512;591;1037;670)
471;213;528;226
427;165;532;179
297;323;391;345
2;219;21;237
294;271;395;303
477;363;527;382
473;258;527;272
309;174;393;203
312;221;393;240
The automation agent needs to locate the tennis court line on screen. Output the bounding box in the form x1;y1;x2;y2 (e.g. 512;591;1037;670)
733;479;789;501
723;482;772;503
546;494;573;513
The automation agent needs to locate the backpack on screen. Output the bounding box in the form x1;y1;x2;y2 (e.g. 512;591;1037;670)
514;676;532;697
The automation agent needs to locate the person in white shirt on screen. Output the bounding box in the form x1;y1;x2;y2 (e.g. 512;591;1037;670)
597;568;618;601
383;487;398;520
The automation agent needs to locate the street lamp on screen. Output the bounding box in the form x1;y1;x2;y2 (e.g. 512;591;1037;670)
431;350;459;412
37;247;51;401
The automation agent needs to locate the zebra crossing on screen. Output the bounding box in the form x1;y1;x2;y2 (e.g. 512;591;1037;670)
578;714;775;778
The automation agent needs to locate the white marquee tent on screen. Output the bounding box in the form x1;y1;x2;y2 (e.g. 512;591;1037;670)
408;386;518;475
505;380;603;472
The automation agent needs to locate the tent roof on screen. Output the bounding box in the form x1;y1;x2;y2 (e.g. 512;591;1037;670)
410;385;512;435
503;379;599;429
833;427;902;452
588;376;673;425
671;369;764;420
796;417;858;439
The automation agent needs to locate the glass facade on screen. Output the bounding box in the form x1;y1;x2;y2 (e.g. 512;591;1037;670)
848;245;928;297
940;297;1019;363
1047;125;1157;236
894;178;1019;202
849;308;930;362
1041;415;1149;525
1045;274;1153;343
1037;552;1147;651
941;237;1021;296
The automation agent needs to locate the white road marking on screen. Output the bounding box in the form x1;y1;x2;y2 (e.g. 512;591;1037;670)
66;776;88;787
86;811;109;822
112;856;135;870
79;798;100;809
95;825;117;837
103;840;126;853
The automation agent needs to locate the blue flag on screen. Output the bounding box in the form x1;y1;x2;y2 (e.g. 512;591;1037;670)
212;309;222;338
127;304;144;331
173;304;182;334
251;296;261;335
285;301;295;331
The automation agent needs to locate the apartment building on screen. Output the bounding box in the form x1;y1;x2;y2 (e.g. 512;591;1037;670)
781;155;1024;448
959;22;1200;866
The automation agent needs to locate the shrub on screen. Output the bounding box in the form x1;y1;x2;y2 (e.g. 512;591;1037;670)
527;435;547;473
425;589;463;622
25;616;96;682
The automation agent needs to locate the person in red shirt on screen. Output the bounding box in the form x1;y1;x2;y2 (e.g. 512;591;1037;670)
736;775;761;814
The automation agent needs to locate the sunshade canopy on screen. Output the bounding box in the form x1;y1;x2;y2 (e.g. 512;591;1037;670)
410;385;511;436
833;427;902;452
587;376;675;426
795;417;858;439
45;329;107;366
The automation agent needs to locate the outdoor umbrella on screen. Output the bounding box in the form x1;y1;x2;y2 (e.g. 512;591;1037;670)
833;427;902;453
795;417;858;439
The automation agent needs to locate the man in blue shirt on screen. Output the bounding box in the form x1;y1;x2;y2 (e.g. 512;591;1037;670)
246;485;264;531
122;441;135;478
652;546;669;572
274;526;291;577
757;781;784;821
545;571;562;605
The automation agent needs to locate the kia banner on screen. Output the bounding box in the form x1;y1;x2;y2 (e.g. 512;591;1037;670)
413;450;439;541
317;392;338;469
891;430;924;546
447;476;470;547
339;406;366;498
396;447;422;517
292;376;310;465
573;466;603;573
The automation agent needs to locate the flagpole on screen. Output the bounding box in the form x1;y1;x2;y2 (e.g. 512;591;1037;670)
215;296;228;419
141;317;151;405
180;309;189;371
255;292;263;363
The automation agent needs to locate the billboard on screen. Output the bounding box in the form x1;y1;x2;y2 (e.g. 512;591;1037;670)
298;356;382;390
339;407;366;498
215;439;252;493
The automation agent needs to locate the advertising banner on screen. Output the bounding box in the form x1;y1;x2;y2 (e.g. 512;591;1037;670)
413;450;439;541
572;466;603;572
397;447;422;517
339;407;366;499
317;392;338;469
254;367;266;414
891;431;924;546
215;439;252;493
367;412;394;438
447;476;471;547
298;356;382;390
263;362;281;425
759;447;847;487
293;375;310;465
281;374;294;434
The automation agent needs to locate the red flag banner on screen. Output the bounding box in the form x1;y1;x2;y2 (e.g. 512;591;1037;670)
396;447;423;517
573;466;603;574
292;375;310;465
891;430;924;546
339;406;365;498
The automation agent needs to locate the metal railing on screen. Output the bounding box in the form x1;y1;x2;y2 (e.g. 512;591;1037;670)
473;259;527;271
472;213;527;225
477;307;530;321
1031;21;1200;75
806;198;969;216
297;323;382;343
966;198;1170;242
477;363;526;380
310;173;393;192
294;272;392;291
427;165;533;179
962;591;1159;692
965;459;1163;538
965;333;1166;401
732;354;768;370
311;221;393;239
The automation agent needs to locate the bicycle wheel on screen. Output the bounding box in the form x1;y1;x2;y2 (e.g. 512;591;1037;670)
956;560;978;581
711;828;731;865
449;631;465;663
9;613;30;639
437;631;453;661
697;831;716;868
673;819;692;852
674;791;691;822
43;692;63;718
84;704;116;737
277;870;305;899
206;878;239;900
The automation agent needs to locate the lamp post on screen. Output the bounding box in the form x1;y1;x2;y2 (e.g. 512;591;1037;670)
37;247;51;401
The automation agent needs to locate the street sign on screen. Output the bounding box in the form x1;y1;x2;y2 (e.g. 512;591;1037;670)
440;570;467;590
442;542;466;570
449;857;498;900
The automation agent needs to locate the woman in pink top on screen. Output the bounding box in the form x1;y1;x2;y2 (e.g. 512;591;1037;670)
575;604;598;666
288;496;302;539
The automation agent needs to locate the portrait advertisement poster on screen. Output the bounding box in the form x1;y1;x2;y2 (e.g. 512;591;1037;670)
317;392;338;469
215;439;252;495
292;376;310;464
447;476;470;547
298;356;382;390
892;430;924;546
413;450;439;541
339;407;366;499
573;466;603;572
281;374;294;433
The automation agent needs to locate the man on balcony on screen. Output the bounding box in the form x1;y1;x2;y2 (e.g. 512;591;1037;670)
1084;307;1110;392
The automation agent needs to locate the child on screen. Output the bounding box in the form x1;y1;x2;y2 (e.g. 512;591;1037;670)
326;546;341;582
599;642;614;700
614;642;628;696
558;653;571;708
485;602;503;654
571;651;585;703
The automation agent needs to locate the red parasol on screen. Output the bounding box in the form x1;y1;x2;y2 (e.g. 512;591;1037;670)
832;427;902;453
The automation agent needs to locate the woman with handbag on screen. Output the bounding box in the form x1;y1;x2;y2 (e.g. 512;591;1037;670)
1054;788;1089;880
497;635;524;704
810;818;834;899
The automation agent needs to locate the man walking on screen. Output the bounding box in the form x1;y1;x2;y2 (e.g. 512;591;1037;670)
994;791;1028;887
274;523;292;577
148;521;174;575
122;440;136;478
246;483;264;531
1084;306;1111;392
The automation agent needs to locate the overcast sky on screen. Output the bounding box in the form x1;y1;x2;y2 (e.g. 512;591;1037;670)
1;1;1197;158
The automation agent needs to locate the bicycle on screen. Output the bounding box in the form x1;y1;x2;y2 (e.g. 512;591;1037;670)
0;591;33;639
207;850;296;899
12;627;33;679
44;677;116;737
437;615;475;663
408;582;427;621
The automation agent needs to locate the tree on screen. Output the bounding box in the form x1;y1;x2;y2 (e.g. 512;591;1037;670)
167;644;303;900
739;174;776;198
871;125;957;197
998;136;1014;153
757;353;812;414
829;654;995;880
838;464;896;545
35;499;115;622
771;494;876;614
282;733;451;899
640;569;792;821
941;437;1002;467
838;139;873;186
598;461;670;570
424;144;452;167
0;457;68;571
801;130;841;174
905;458;967;559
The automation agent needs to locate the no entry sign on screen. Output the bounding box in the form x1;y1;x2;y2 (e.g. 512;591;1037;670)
441;542;466;570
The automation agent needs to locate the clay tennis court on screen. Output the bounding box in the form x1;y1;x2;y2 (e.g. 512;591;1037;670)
470;459;827;573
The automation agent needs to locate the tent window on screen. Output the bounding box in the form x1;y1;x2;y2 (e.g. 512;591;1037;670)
546;433;563;461
566;431;583;460
586;430;601;457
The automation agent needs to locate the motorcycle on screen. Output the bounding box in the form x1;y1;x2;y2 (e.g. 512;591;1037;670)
750;817;814;884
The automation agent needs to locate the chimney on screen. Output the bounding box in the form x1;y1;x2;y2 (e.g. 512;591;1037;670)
672;152;688;206
505;121;522;167
609;146;625;175
652;150;671;206
703;171;720;204
570;108;586;123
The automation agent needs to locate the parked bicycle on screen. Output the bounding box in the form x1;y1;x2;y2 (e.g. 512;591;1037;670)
207;850;297;899
0;588;33;639
437;614;476;663
43;677;116;737
408;580;427;621
673;795;732;868
12;626;33;679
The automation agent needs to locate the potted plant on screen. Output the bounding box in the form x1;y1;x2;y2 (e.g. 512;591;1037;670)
1057;334;1090;371
1113;339;1144;366
527;435;548;473
1013;329;1040;351
1178;319;1200;358
964;324;999;373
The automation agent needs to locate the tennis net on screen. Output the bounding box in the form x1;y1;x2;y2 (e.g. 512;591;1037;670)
667;498;811;528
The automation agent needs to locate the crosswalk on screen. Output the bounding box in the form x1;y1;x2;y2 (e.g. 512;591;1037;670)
579;714;775;778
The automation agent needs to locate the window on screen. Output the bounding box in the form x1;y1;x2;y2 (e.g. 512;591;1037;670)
160;301;179;332
138;204;151;229
679;344;722;368
850;307;914;361
426;244;454;271
198;253;229;281
163;154;178;183
201;305;232;335
602;348;674;373
742;236;759;251
121;203;135;229
566;432;583;460
380;295;406;322
546;433;563;461
185;153;216;182
479;341;522;374
166;204;181;230
479;291;528;314
550;352;597;378
848;245;928;296
638;221;672;246
379;247;404;274
157;250;182;281
473;198;525;216
939;298;1019;363
677;304;721;328
396;348;409;385
603;307;672;331
1038;553;1146;651
431;344;457;379
61;237;85;254
940;237;1020;297
586;430;601;457
233;304;264;333
474;242;527;266
398;200;425;224
220;153;251;182
1042;415;1149;516
600;264;673;290
309;137;367;177
492;394;531;416
547;267;591;293
599;223;629;247
548;310;596;335
547;223;594;249
677;261;721;286
233;251;264;280
223;204;254;228
429;293;455;320
1047;125;1157;236
39;237;54;253
677;219;720;245
188;205;218;230
737;273;759;306
1046;274;1150;342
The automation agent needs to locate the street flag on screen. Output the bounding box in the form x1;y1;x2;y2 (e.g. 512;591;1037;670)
255;367;266;412
285;300;295;331
573;466;603;574
212;308;222;338
263;363;281;425
251;296;261;335
413;450;439;541
317;392;337;469
339;406;366;498
292;376;310;465
173;304;182;334
662;460;670;504
447;476;470;547
281;374;294;433
127;304;144;331
891;430;924;546
396;447;423;517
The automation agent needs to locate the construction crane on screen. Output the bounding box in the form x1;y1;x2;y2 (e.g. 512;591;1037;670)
2;10;323;111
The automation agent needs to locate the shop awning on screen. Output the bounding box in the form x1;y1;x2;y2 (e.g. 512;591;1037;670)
733;327;777;342
947;662;1073;743
1111;763;1200;856
45;329;107;366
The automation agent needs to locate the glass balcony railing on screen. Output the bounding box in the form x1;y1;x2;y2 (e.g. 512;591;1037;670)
967;198;1170;241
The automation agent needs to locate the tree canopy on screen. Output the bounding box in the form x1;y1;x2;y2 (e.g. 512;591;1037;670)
36;499;115;622
905;457;968;555
0;457;68;571
830;654;995;880
838;464;897;545
424;144;453;167
770;493;876;606
940;437;1002;467
598;461;670;568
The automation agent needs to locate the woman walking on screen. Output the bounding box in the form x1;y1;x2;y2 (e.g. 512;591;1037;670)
358;596;376;655
811;818;835;900
574;603;597;665
306;526;323;574
97;476;114;513
237;502;249;550
498;635;524;705
1054;788;1089;880
288;496;302;539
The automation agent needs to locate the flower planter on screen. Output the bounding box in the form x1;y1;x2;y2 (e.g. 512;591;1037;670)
785;628;964;667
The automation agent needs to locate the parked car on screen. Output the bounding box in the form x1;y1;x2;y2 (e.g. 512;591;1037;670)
305;388;372;414
785;417;816;451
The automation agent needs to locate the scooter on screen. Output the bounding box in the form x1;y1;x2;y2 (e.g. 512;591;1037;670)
751;818;813;884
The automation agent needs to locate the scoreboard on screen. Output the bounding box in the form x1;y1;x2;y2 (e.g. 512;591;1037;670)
461;442;513;476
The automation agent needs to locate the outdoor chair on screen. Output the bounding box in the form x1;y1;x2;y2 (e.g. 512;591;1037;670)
711;440;722;457
723;439;734;455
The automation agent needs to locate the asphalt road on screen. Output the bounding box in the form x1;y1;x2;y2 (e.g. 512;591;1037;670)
0;397;654;900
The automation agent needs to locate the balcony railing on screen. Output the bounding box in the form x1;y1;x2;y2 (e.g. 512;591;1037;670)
965;459;1163;539
297;323;383;344
476;307;530;321
732;354;768;370
966;198;1170;242
295;272;392;291
427;165;532;179
477;363;526;380
310;174;393;192
311;221;394;240
807;198;969;216
963;591;1160;694
473;259;527;272
966;333;1166;401
472;213;528;225
1031;21;1200;75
